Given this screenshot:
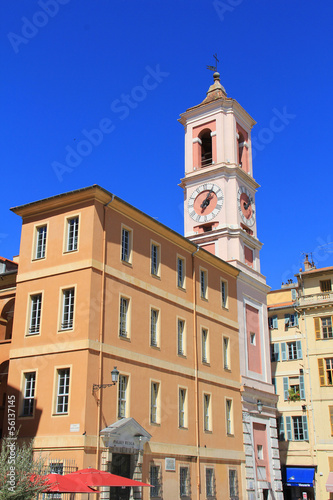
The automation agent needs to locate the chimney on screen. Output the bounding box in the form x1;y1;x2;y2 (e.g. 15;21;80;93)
304;254;312;270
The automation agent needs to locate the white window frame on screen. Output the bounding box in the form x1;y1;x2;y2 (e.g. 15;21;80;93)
22;372;36;417
205;467;215;497
150;308;160;347
118;374;129;418
119;296;130;339
203;393;212;431
121;225;133;264
200;268;208;300
177;318;186;356
60;287;75;331
223;336;230;370
151;241;161;277
34;224;47;260
177;256;186;289
150;381;160;424
55;368;70;415
226;398;233;435
179;387;187;429
28;293;42;335
65;216;79;252
179;466;190;497
221;279;228;308
201;328;209;364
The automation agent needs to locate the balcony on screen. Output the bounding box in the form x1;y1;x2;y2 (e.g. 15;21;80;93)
297;291;333;308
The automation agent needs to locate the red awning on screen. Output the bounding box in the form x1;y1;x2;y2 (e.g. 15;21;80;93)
326;472;333;492
67;468;151;487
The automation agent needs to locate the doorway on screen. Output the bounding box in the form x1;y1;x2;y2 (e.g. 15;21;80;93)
109;453;131;500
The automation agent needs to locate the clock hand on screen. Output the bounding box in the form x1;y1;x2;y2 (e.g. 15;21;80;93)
200;189;214;209
243;197;253;210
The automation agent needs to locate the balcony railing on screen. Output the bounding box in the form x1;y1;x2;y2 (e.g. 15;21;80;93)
298;291;333;307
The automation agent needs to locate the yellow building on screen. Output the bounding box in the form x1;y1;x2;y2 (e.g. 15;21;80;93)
3;185;245;500
268;256;333;500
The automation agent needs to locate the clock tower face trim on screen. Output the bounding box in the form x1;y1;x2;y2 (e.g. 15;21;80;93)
188;183;224;224
237;186;256;227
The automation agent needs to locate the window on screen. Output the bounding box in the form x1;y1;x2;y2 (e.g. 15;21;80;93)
150;309;159;347
150;382;160;424
284;313;298;328
223;337;230;370
180;467;190;497
320;279;332;292
179;388;187;428
35;225;47;259
221;280;228;308
281;341;302;361
329;406;333;436
56;368;70;414
283;375;305;400
61;288;75;330
118;375;128;418
29;294;42;334
315;316;333;339
285;415;308;441
318;358;333;386
268;315;278;329
178;319;185;356
204;393;211;431
200;269;208;299
291;288;297;301
66;217;79;252
151;243;160;277
119;297;129;338
277;416;285;441
270;343;280;362
121;227;132;263
229;469;239;500
250;332;256;345
226;399;233;435
202;328;209;363
177;257;185;289
257;444;263;460
150;465;162;498
22;372;36;417
205;468;215;497
199;129;213;167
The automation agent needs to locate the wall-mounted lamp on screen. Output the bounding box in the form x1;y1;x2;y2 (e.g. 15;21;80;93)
92;366;119;394
257;400;263;414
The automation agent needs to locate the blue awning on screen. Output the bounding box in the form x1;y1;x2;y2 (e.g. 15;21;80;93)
285;467;315;487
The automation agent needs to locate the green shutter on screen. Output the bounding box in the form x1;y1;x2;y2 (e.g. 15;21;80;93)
274;343;280;361
283;377;289;400
286;416;292;440
278;416;285;441
272;315;278;329
281;342;287;361
296;340;303;359
302;415;309;440
300;375;305;400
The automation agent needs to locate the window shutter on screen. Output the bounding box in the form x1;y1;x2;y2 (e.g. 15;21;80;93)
272;378;277;394
279;416;285;441
291;289;297;301
295;312;299;326
274;343;280;361
272;315;278;329
296;340;303;359
285;314;290;325
329;406;333;436
286;416;292;441
300;375;305;399
318;358;325;386
281;342;287;361
314;317;321;340
283;377;289;400
302;415;309;440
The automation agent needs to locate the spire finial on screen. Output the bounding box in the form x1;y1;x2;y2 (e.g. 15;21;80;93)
206;53;219;73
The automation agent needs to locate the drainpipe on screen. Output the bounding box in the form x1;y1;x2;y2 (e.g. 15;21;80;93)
96;194;114;469
192;245;200;499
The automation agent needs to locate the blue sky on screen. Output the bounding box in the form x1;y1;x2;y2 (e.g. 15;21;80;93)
1;1;333;289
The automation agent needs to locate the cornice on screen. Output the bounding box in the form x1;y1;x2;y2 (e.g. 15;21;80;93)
180;163;260;190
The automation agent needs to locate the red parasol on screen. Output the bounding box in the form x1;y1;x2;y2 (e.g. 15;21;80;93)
66;468;151;487
41;473;99;493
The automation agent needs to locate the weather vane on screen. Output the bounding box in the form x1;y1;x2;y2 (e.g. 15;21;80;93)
207;53;219;72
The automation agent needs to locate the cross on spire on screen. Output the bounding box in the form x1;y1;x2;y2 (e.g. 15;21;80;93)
206;53;219;72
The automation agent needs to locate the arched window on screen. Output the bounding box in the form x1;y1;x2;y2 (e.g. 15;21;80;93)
238;132;245;168
0;299;15;341
199;129;212;167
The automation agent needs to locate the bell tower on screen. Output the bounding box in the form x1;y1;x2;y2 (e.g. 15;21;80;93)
179;72;262;273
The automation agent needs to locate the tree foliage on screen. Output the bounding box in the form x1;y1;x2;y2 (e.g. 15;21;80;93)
0;434;48;499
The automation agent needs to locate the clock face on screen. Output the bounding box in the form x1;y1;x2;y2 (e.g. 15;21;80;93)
237;186;255;227
188;183;224;223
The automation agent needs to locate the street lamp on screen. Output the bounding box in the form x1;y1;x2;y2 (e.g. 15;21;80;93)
257;400;263;414
92;366;119;394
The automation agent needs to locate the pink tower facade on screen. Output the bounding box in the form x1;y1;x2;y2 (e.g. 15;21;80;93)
179;72;283;500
